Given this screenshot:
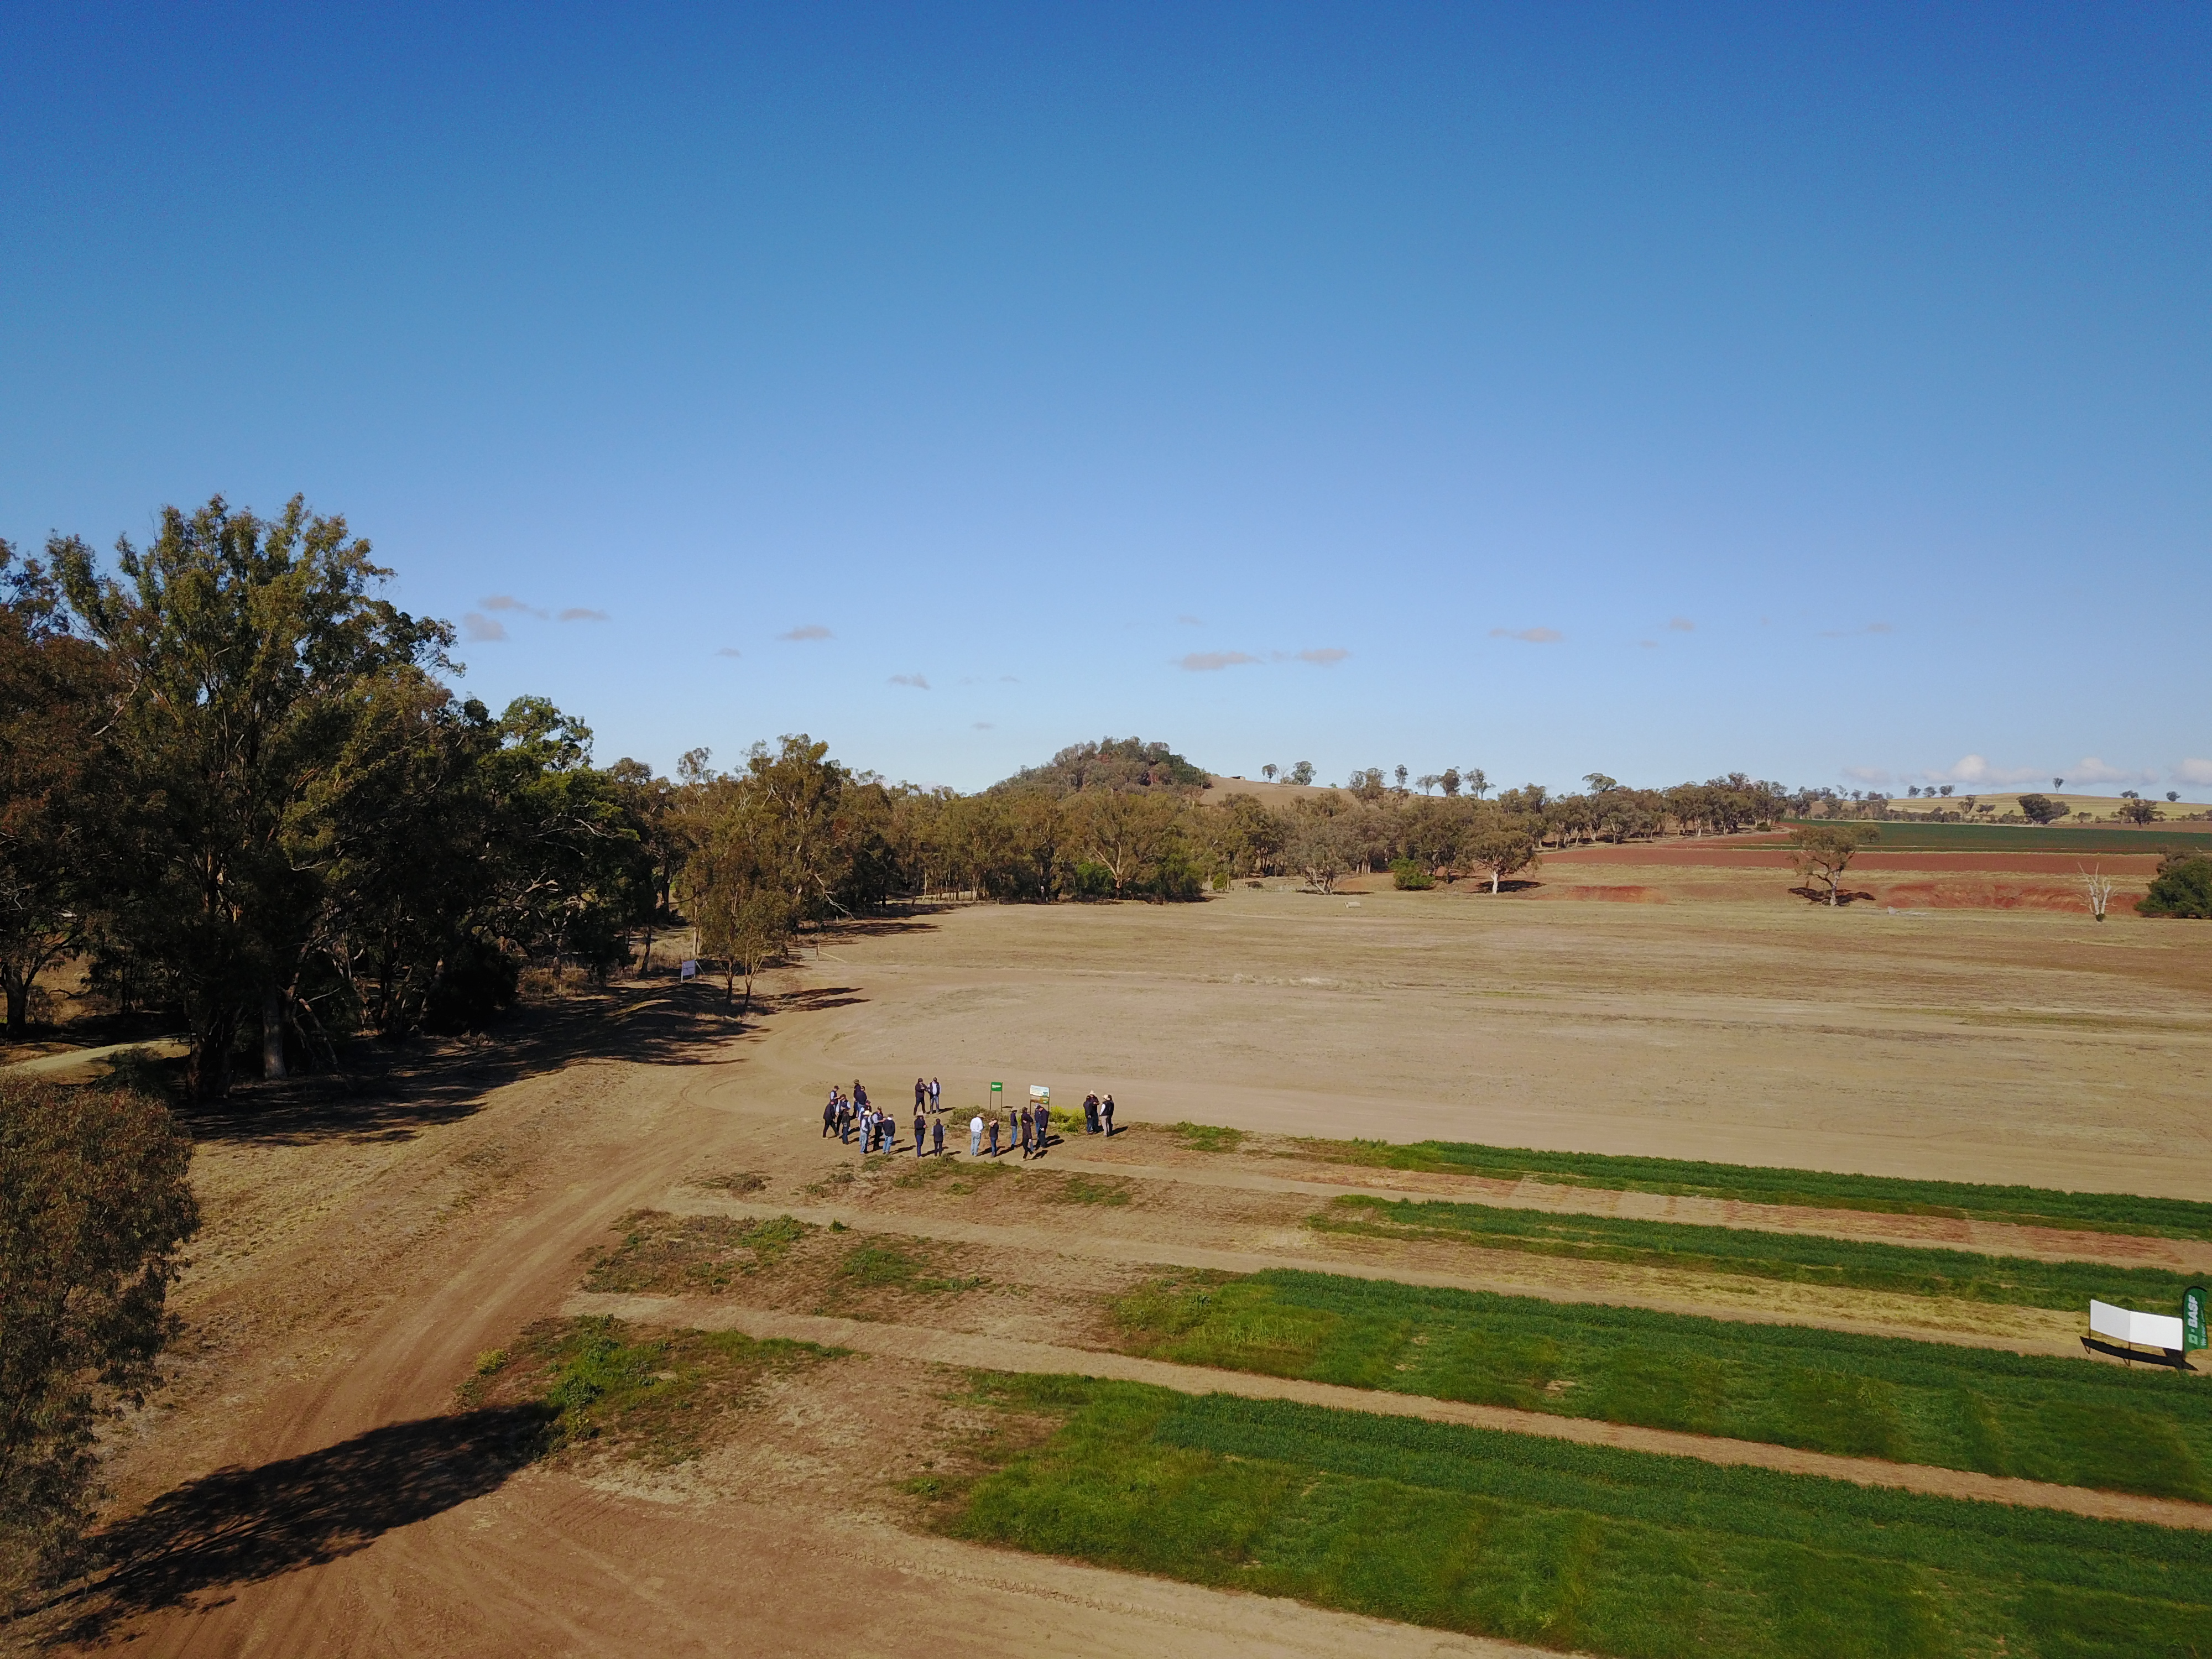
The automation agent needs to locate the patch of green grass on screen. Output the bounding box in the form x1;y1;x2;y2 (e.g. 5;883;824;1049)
1046;1173;1133;1207
1171;1120;1246;1154
946;1376;2212;1659
834;1241;987;1295
1110;1270;2212;1500
1316;1194;2201;1313
512;1316;839;1464
583;1212;811;1295
1282;1136;2212;1241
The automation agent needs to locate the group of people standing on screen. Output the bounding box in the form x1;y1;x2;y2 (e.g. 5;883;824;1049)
821;1078;909;1152
818;1076;1120;1161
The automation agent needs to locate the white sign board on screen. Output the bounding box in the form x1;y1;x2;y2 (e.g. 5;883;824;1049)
2090;1298;2185;1351
1029;1085;1050;1102
680;959;698;981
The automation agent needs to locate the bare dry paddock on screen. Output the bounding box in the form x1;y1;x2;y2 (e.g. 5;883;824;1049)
808;890;2212;1196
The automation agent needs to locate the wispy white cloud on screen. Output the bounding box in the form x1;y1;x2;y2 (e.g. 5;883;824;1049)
1841;765;1892;786
2065;756;2157;786
461;612;507;643
1667;616;1695;633
559;607;609;623
1176;614;1204;626
1637;640;1657;649
1296;647;1349;666
1933;754;2043;786
779;624;833;641
889;673;930;690
1180;651;1260;671
481;594;548;619
973;721;995;731
1490;627;1562;644
1819;621;1893;638
2176;759;2212;787
713;647;742;659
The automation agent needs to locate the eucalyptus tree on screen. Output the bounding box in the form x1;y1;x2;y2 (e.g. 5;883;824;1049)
56;497;451;1098
0;544;111;1037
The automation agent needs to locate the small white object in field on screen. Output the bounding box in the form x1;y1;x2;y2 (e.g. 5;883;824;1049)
1346;900;1360;907
2090;1299;2185;1350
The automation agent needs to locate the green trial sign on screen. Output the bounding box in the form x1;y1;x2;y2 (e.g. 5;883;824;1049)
2185;1286;2208;1352
990;1081;1002;1096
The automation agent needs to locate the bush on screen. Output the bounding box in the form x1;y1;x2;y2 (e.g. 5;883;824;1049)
1;1080;197;1597
1389;858;1435;890
2138;855;2212;919
423;935;521;1032
1070;861;1113;900
1145;850;1206;902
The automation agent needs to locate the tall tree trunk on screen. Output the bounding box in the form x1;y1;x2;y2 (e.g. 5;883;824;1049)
189;1011;234;1102
262;984;288;1079
4;974;26;1040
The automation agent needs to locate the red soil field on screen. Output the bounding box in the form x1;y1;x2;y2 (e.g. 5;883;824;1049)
1545;843;2163;877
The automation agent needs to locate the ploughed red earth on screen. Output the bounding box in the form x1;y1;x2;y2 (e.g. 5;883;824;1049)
1545;842;2164;877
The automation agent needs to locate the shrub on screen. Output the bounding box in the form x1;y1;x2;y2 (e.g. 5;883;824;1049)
1070;860;1113;900
1389;858;1435;890
1145;849;1205;901
1;1081;197;1596
2138;854;2212;919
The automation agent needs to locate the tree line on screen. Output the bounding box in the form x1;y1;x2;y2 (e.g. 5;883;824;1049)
1;499;1820;1098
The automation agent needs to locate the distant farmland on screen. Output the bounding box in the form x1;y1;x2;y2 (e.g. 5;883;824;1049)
1776;820;2212;855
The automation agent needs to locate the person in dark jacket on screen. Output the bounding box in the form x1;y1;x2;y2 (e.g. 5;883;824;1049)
1102;1093;1117;1135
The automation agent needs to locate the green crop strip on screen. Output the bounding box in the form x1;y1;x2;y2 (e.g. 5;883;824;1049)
1112;1270;2212;1500
1287;1138;2212;1241
1316;1194;2202;1313
946;1376;2212;1658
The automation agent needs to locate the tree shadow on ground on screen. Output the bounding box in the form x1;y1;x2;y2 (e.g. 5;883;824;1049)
182;978;798;1147
30;1405;553;1645
1788;885;1879;906
169;906;942;1147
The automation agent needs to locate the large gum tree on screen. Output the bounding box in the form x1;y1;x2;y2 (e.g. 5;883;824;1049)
56;496;451;1099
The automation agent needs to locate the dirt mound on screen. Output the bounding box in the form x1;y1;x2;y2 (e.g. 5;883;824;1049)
1873;881;2144;913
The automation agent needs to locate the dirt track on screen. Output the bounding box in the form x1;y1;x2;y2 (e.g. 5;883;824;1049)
51;890;2212;1655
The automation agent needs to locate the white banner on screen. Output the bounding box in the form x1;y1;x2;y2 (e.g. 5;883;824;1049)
2090;1298;2185;1351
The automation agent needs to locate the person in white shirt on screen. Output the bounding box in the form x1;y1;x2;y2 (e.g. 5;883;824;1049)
969;1113;984;1157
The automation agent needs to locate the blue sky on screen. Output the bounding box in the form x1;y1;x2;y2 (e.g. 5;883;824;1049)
3;3;2205;795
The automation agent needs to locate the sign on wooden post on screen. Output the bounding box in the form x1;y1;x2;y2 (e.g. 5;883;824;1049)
2186;1286;2208;1352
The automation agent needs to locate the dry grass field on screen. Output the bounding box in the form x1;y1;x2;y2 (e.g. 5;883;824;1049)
26;853;2212;1657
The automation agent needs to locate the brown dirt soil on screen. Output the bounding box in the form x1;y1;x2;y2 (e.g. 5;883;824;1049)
1873;880;2148;912
1539;884;1666;901
45;890;2212;1655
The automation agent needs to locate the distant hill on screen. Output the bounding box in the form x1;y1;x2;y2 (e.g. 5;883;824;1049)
993;737;1209;796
